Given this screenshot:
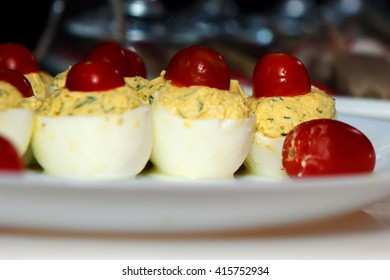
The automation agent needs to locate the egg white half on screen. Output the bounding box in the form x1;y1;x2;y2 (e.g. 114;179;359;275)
32;105;153;180
150;105;255;179
244;132;287;178
0;108;34;156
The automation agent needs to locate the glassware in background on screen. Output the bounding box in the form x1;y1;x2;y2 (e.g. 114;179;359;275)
36;0;390;97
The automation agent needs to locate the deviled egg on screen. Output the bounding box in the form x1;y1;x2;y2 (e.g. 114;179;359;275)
48;41;148;95
0;42;52;98
32;60;153;180
244;52;336;178
0;68;35;156
148;46;255;179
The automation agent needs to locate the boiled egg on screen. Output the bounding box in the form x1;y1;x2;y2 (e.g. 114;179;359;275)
32;60;153;180
151;102;255;179
245;133;286;178
150;75;255;179
0;69;35;156
148;45;256;179
244;88;336;178
32;106;152;180
0;108;34;156
245;52;336;178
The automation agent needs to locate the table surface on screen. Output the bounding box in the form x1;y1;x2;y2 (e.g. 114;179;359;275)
1;195;389;260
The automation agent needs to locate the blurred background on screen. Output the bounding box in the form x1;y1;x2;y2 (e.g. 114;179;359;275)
1;0;390;98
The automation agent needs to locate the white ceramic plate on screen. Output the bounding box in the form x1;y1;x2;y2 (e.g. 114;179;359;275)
0;96;390;233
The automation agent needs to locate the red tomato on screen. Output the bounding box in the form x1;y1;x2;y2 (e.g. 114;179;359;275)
81;41;132;78
0;135;24;172
0;68;34;98
282;119;376;178
65;60;125;92
0;43;40;74
164;45;230;90
252;52;311;98
124;48;147;78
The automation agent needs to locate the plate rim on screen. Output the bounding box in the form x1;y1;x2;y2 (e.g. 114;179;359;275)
1;96;390;232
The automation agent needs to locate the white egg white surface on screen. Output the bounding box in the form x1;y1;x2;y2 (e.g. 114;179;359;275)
150;105;255;179
244;132;288;178
0;108;34;156
32;105;153;180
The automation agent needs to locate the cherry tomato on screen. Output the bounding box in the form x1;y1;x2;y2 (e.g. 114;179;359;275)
164;45;230;90
0;43;40;74
0;68;34;98
124;48;147;78
0;135;24;173
282;119;376;178
81;41;132;78
252;52;311;98
65;60;125;92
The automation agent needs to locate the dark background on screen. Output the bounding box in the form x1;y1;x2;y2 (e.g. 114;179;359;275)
0;0;335;50
1;0;390;98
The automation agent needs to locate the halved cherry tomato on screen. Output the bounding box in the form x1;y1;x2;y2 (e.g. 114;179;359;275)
164;45;230;90
0;135;24;172
124;48;147;78
0;43;40;74
0;68;34;98
282;119;376;178
252;52;311;98
65;60;125;92
81;41;132;78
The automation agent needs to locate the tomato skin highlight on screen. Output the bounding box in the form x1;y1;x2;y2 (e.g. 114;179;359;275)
65;60;125;92
0;135;24;173
252;52;311;98
0;43;40;74
282;119;376;178
0;68;34;98
164;45;230;90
